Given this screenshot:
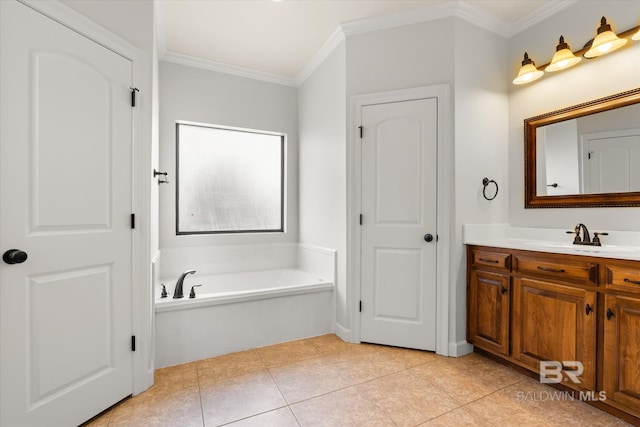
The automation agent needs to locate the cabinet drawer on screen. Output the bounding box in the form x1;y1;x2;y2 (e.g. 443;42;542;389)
604;263;640;295
514;254;598;285
471;248;511;271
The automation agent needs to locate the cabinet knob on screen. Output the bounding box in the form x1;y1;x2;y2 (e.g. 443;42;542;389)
501;286;507;295
585;303;593;316
606;308;614;321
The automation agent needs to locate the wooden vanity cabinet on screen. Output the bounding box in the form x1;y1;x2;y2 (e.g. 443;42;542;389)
467;245;640;421
468;269;510;355
467;247;511;356
511;277;596;391
602;261;640;416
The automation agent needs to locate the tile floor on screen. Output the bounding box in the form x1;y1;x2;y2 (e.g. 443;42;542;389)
84;334;631;427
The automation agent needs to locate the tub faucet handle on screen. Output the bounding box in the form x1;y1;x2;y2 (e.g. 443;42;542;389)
160;284;168;298
189;284;202;299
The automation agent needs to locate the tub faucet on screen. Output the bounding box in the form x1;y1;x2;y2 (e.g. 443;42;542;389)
173;270;196;299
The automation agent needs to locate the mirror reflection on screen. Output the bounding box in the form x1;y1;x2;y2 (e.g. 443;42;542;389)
535;103;640;196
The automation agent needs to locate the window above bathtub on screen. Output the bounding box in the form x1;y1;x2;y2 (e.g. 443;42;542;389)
176;121;285;235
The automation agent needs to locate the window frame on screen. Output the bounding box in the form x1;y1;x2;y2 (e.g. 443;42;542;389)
175;121;286;235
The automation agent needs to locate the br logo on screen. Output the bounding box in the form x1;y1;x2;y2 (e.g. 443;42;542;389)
539;361;584;384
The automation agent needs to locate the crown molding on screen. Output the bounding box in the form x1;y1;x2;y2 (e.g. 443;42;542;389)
456;2;511;38
161;51;297;87
157;0;576;87
341;1;459;36
507;0;579;37
295;26;345;86
296;1;511;85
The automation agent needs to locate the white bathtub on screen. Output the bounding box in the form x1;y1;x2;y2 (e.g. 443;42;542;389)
154;267;334;367
156;269;332;312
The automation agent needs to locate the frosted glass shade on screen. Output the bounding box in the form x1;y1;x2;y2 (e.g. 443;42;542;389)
513;53;544;85
546;36;581;72
584;17;627;58
632;27;640;41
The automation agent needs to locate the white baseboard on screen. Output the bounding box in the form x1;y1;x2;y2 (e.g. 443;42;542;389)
449;340;474;357
334;322;351;343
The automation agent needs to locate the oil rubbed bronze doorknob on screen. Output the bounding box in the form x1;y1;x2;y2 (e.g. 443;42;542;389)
424;234;434;243
3;249;27;264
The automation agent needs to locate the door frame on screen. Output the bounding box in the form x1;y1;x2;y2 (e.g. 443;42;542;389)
347;85;452;356
4;0;154;395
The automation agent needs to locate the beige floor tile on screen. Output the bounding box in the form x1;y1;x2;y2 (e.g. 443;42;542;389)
256;339;321;367
290;385;395;427
356;370;461;426
225;407;300;426
109;362;201;426
108;388;203;427
419;407;494;426
80;410;111;427
77;344;634;427
201;370;286;426
466;377;632;427
270;345;405;403
410;352;525;404
376;345;443;368
304;334;357;355
197;349;266;384
154;361;199;392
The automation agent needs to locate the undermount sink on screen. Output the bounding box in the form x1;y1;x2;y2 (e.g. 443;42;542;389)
518;240;638;255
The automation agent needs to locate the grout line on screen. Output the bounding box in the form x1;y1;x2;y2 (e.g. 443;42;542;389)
194;361;206;427
216;405;291;427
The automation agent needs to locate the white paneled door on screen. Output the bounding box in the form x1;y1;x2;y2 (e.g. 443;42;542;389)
360;98;438;350
0;2;133;426
581;129;640;194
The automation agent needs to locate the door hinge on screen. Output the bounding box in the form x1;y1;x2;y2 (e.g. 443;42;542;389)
358;126;363;139
359;214;363;225
131;213;135;229
129;87;140;107
588;151;593;159
359;300;362;312
131;336;136;352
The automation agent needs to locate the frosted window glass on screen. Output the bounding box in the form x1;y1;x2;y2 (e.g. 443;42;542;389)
177;123;284;234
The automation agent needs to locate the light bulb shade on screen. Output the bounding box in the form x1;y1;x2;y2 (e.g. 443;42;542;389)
545;36;581;72
632;26;640;41
546;49;582;72
584;17;627;58
513;52;544;85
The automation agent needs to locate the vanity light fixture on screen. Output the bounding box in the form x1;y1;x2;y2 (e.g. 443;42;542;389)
584;16;627;58
512;52;544;85
545;36;581;72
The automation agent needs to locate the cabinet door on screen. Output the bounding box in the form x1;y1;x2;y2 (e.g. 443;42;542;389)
603;294;640;416
512;277;596;390
468;270;509;355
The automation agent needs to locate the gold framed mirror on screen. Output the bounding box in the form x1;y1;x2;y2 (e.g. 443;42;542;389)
524;88;640;208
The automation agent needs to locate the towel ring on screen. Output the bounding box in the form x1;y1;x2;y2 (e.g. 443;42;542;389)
482;177;498;201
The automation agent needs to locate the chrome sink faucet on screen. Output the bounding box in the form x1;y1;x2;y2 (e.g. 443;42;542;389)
173;269;196;299
566;224;608;246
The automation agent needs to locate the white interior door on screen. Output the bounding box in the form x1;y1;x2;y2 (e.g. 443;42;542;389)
360;98;437;350
0;2;134;425
581;129;640;193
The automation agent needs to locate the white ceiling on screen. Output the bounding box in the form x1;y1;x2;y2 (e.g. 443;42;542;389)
157;0;561;80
